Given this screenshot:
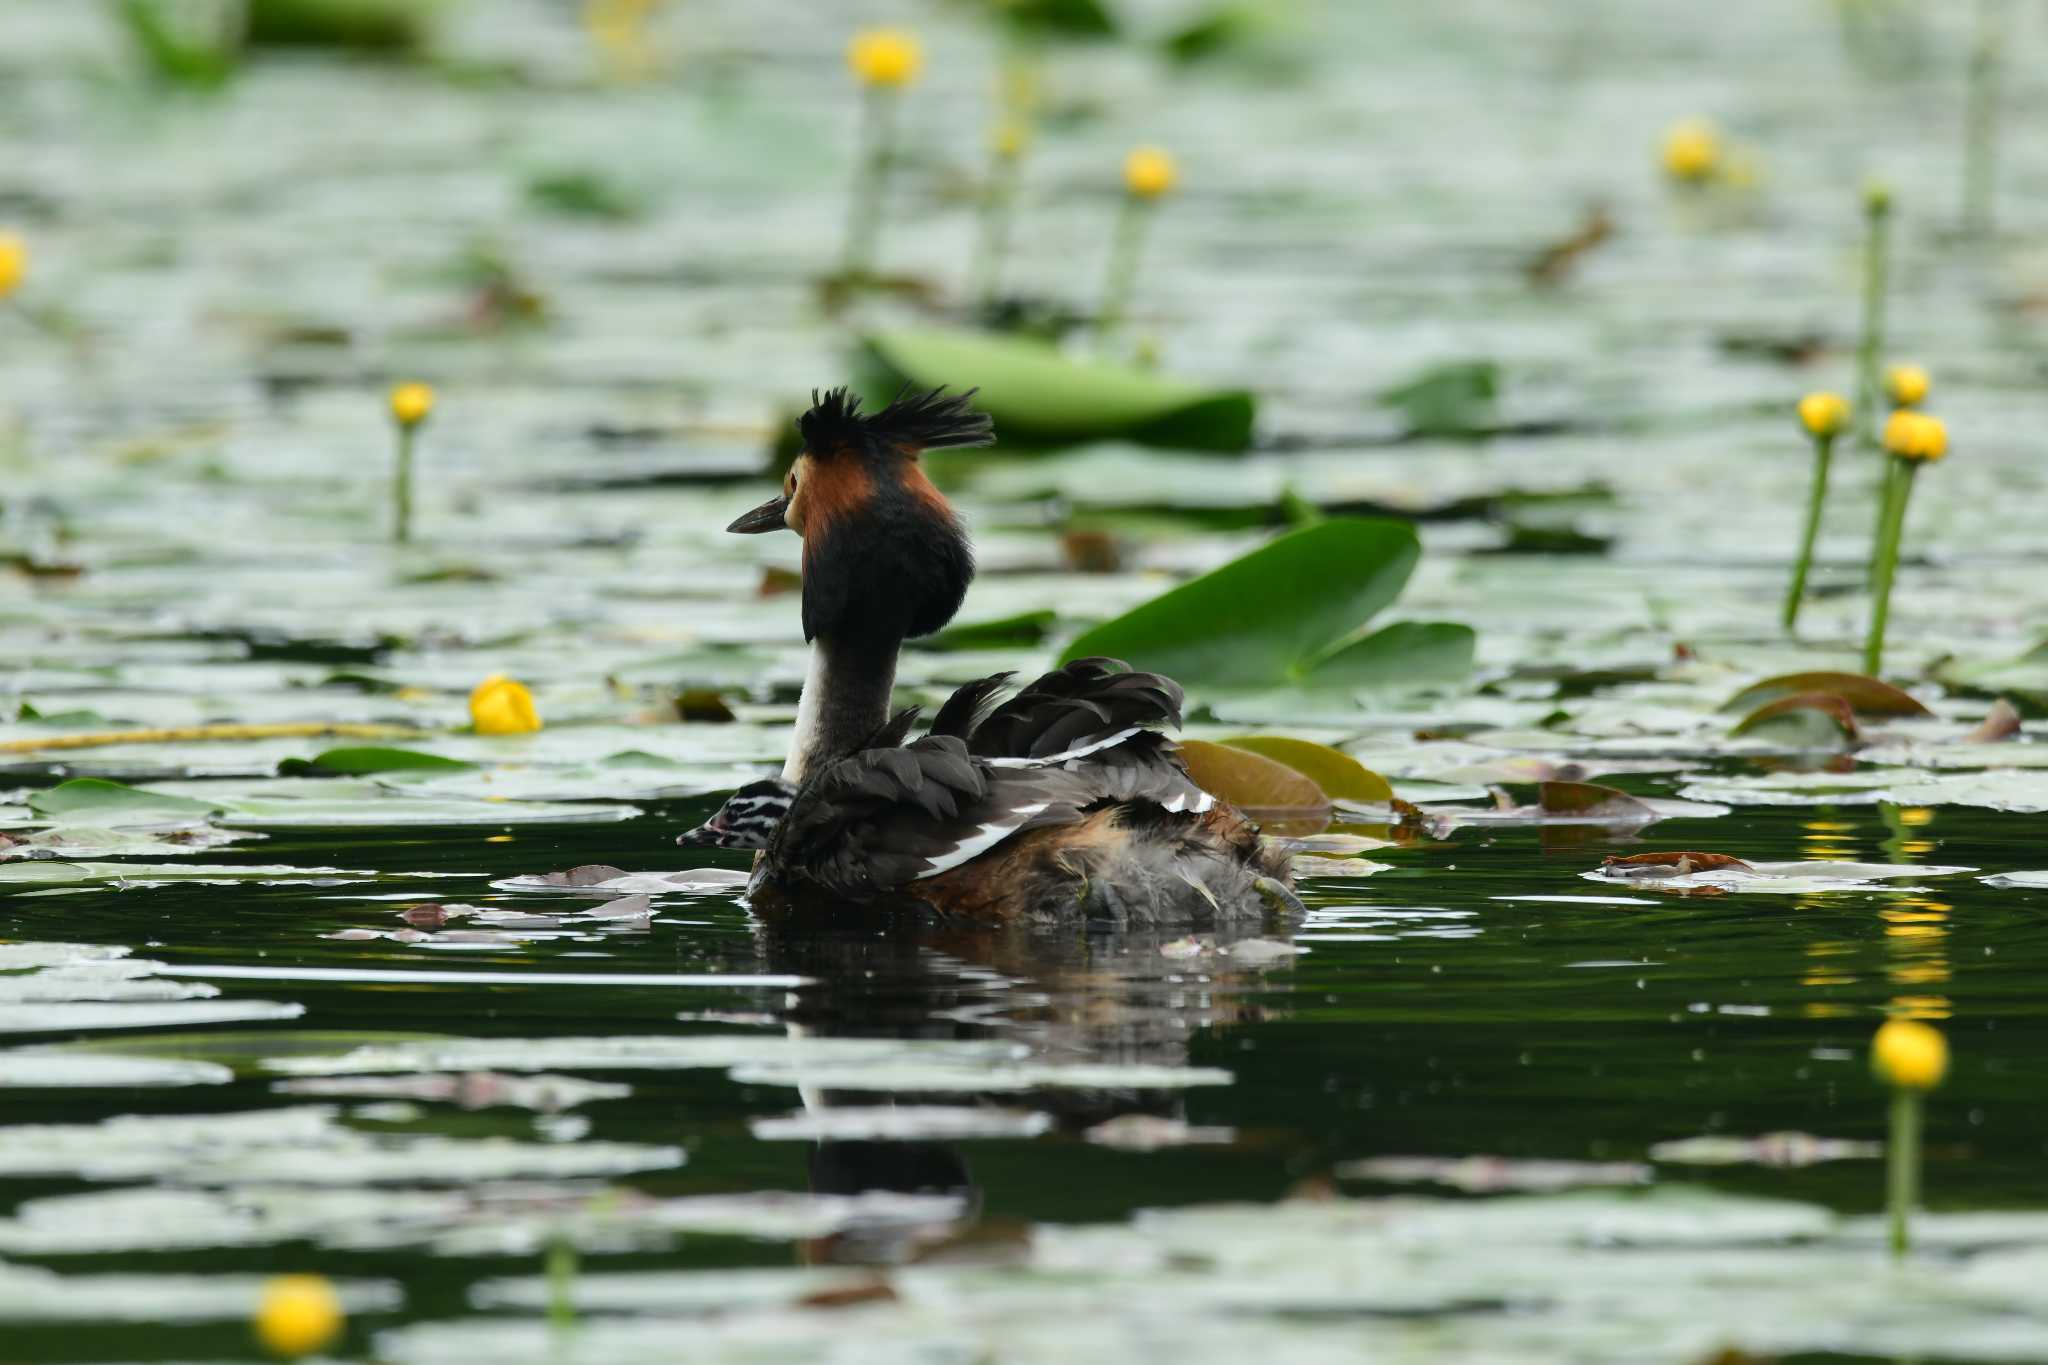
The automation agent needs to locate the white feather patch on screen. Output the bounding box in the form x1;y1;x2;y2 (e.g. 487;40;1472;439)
983;727;1143;770
910;803;1050;879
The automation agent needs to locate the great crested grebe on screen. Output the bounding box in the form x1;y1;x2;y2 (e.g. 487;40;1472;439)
679;386;1296;924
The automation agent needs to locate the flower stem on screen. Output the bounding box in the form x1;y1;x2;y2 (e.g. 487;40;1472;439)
1096;197;1154;344
393;425;416;545
546;1233;578;1336
1887;1087;1921;1257
971;144;1024;308
1782;432;1836;631
1961;0;2009;239
1863;456;1918;676
1854;196;1891;449
841;86;898;281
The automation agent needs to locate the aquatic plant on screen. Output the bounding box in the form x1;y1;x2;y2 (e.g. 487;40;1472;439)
471;675;543;736
1871;1017;1948;1256
971;121;1030;306
1853;183;1892;444
1864;409;1948;674
1097;146;1178;340
387;381;435;544
1782;391;1849;631
0;232;23;300
1960;0;2009;237
841;28;923;281
1884;363;1928;409
1659;118;1721;186
584;0;663;81
253;1273;342;1357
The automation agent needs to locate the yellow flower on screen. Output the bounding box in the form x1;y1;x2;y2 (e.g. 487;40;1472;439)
1123;146;1178;200
254;1275;343;1358
993;120;1030;161
470;675;543;735
1797;391;1849;439
1660;118;1721;184
847;28;921;88
1885;363;1930;408
389;382;436;429
0;232;24;299
1871;1017;1949;1090
1882;410;1949;463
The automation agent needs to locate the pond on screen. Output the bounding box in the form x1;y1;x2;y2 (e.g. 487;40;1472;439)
4;2;2048;1362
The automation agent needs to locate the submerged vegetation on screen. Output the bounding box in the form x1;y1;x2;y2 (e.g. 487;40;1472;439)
4;2;2048;1361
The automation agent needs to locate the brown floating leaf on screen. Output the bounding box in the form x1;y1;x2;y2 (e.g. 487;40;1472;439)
1721;671;1931;718
1221;736;1394;806
1180;739;1332;817
758;566;802;598
1538;780;1658;820
1601;852;1756;878
1525;204;1615;286
674;688;736;722
523;864;631;887
1729;693;1860;745
798;1277;899;1310
1964;698;2023;743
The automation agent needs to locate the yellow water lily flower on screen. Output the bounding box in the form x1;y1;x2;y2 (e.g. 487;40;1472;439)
1882;410;1948;463
254;1275;343;1358
1797;391;1849;439
1123;146;1178;200
471;675;543;735
1871;1017;1949;1090
993;120;1030;161
389;381;436;429
847;28;921;88
1660;118;1721;184
1885;363;1930;408
0;232;24;299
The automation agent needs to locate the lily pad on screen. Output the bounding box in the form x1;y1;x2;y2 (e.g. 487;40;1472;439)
863;327;1256;452
1180;739;1331;816
25;778;217;823
1061;519;1468;690
1721;672;1933;718
1219;736;1393;805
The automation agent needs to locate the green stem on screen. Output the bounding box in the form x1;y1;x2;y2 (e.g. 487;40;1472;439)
840;86;897;281
1096;197;1154;344
393;425;416;545
1961;0;2008;239
546;1234;578;1335
971;146;1024;308
1782;432;1836;631
1863;456;1918;676
1888;1087;1921;1257
1853;195;1891;449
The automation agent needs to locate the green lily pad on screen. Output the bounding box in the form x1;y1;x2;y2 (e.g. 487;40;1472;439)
25;779;218;822
1378;359;1500;439
863;328;1256;452
297;746;478;775
1060;518;1471;690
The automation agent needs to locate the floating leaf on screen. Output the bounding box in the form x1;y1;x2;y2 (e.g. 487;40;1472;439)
1377;359;1499;439
1729;693;1860;747
1180;740;1331;815
1600;852;1756;878
912;610;1057;652
1061;519;1467;690
1220;737;1392;805
1721;671;1932;718
1538;781;1659;820
300;746;477;775
1305;621;1477;689
863;327;1255;452
26;779;216;822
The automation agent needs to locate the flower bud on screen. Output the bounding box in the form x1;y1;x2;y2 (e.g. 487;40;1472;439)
1871;1017;1948;1091
470;675;543;735
847;28;921;88
1797;391;1849;439
1123;146;1178;200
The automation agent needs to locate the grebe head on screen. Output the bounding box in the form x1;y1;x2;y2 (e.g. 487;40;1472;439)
676;778;798;850
727;386;991;645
